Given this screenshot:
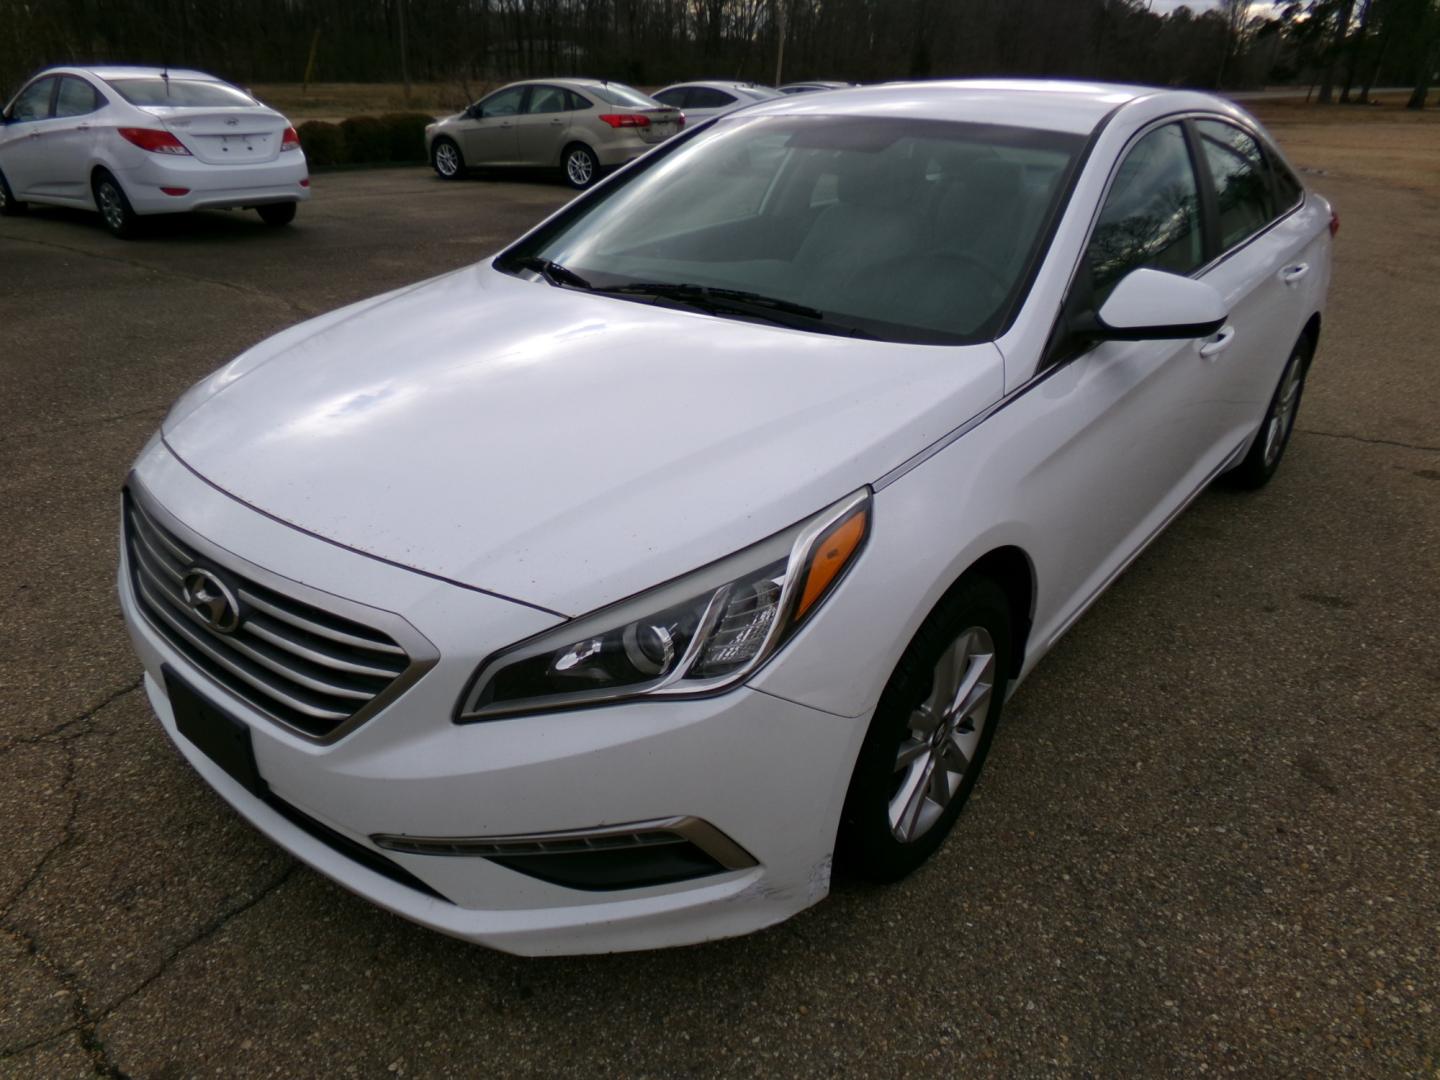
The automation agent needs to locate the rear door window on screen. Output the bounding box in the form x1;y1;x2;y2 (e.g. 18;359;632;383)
526;85;567;115
1086;122;1205;303
9;77;57;122
1195;119;1276;251
1268;150;1304;213
653;88;688;108
55;76;102;118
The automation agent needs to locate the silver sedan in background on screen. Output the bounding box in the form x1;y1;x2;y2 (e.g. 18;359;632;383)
651;81;782;121
426;78;682;189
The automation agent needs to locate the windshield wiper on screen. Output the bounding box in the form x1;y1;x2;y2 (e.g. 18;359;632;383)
516;256;592;290
605;282;824;321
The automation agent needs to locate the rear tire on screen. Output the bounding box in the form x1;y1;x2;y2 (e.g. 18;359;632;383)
562;143;599;189
431;137;464;180
0;168;24;216
93;172;139;239
1224;333;1313;490
257;201;297;227
836;575;1013;883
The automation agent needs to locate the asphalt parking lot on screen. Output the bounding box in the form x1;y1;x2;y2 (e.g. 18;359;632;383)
2;151;1437;1077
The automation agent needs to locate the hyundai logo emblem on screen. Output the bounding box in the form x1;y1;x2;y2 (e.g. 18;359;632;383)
181;568;241;634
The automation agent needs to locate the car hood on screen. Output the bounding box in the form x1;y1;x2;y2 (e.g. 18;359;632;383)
163;265;1002;616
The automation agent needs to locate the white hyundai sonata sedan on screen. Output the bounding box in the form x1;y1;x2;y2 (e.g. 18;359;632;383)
0;65;308;237
119;80;1332;955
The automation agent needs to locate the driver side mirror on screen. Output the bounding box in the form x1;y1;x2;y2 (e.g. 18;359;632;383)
465;103;483;120
1090;268;1228;341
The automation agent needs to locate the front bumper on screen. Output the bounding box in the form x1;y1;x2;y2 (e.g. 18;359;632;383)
118;440;864;955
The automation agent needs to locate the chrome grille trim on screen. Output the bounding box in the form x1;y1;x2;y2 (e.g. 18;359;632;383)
123;478;438;742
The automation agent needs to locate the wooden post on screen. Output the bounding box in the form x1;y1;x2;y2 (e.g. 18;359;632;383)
302;28;320;94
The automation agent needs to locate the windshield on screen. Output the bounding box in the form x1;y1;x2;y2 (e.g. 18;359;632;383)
590;83;662;109
106;78;256;108
499;115;1083;344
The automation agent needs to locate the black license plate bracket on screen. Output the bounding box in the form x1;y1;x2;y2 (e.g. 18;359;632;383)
164;667;267;797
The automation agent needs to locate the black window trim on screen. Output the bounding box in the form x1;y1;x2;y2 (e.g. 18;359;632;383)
1040;108;1309;371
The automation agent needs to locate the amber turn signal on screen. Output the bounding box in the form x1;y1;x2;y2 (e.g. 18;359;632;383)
794;503;869;622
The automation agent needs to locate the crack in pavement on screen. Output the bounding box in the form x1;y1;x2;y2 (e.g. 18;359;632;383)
1296;427;1440;454
0;678;143;758
0;855;296;1073
0;232;320;321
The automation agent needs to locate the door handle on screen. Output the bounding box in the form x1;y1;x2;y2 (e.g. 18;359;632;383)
27;130;41;139
549;119;563;125
1280;263;1310;285
76;123;91;131
1198;325;1236;359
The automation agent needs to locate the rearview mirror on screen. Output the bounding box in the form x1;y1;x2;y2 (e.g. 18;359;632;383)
1093;268;1227;341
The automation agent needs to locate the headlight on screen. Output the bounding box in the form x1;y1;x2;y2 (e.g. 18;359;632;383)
458;489;871;721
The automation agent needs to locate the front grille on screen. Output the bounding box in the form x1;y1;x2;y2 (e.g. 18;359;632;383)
123;490;414;739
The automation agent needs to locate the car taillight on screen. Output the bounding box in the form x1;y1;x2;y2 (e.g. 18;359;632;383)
598;113;651;129
280;126;301;152
117;128;191;155
677;112;687;130
1329;209;1340;237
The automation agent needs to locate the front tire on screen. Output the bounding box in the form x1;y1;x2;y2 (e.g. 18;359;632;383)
257;201;297;227
836;575;1013;883
1225;334;1312;490
562;143;599;189
93;172;139;239
0;168;24;216
431;137;464;180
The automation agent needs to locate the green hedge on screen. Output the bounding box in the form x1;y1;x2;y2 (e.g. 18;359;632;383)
297;112;435;168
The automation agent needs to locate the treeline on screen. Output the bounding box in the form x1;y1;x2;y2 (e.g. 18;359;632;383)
3;0;1439;106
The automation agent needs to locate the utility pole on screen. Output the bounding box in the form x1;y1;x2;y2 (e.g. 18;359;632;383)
774;0;787;87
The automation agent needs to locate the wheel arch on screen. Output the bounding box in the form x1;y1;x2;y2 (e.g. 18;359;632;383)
559;138;595;166
1299;312;1322;364
940;545;1036;681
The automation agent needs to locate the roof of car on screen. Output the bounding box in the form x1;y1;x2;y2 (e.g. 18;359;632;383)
741;78;1182;135
46;65;224;82
660;80;775;92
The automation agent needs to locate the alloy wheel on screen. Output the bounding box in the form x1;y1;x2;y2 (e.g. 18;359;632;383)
566;149;594;187
889;626;996;843
1263;351;1305;468
434;142;459;177
97;182;126;232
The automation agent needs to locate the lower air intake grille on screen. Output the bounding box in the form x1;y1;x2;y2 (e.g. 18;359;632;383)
124;489;416;740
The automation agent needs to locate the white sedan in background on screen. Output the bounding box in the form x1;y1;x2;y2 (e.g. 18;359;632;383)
652;80;783;120
0;65;308;238
120;80;1331;955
